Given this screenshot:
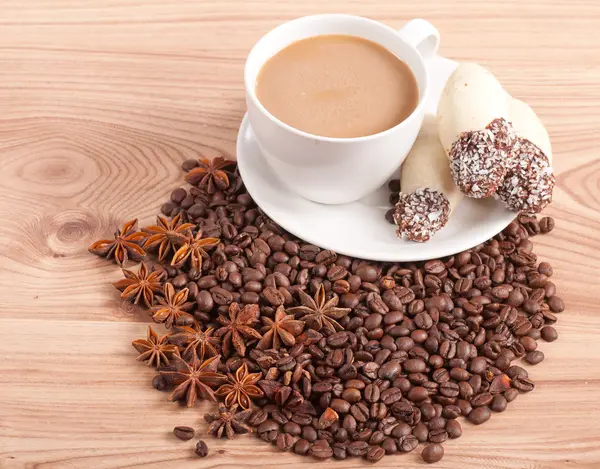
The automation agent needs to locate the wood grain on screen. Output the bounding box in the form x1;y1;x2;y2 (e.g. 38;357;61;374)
1;1;600;468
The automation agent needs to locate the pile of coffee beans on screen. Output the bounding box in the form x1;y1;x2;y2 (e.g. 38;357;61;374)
129;159;562;464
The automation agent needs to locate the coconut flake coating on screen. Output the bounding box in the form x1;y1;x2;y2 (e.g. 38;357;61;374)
449;118;516;198
497;137;555;214
394;189;450;243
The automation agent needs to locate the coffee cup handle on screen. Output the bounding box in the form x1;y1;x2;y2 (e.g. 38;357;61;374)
397;19;440;60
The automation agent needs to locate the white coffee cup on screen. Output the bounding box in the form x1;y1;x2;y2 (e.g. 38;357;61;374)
244;15;440;205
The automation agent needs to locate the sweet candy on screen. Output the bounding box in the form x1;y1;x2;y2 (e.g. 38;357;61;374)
394;115;463;242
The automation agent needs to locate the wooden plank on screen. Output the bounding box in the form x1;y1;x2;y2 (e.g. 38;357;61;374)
1;0;600;467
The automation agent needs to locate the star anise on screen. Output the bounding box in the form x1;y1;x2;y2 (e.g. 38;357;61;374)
215;303;262;357
160;354;225;407
288;284;351;333
257;305;305;350
88;218;147;266
171;231;219;272
215;362;263;409
149;283;195;329
132;325;179;368
204;404;253;439
143;214;195;262
113;262;164;308
184;157;237;193
168;323;220;360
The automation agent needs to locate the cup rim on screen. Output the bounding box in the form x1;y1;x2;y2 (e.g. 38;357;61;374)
244;14;430;143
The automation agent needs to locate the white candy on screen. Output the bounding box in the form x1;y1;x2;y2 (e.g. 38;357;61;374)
437;63;511;156
401;115;463;209
394;115;463;242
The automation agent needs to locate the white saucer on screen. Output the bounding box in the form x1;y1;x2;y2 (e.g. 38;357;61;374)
237;55;515;262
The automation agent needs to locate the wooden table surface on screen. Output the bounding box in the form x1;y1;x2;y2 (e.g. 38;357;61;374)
1;1;600;468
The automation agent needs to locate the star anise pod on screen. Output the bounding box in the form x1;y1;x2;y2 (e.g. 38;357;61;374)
88;218;147;266
132;325;179;368
113;262;164;308
149;283;195;329
171;231;219;272
215;362;263;409
143;214;195;262
257;305;305;350
288;284;351;333
184;157;237;193
160;354;225;407
168;323;220;360
204;404;252;439
215;303;262;357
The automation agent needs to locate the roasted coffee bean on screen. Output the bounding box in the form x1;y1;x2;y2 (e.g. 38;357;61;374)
346;440;369;457
539;216;555;233
364;383;381;403
421;443;444;463
381;388;403;405
547;295;565;312
407;386;429;402
391;423;412;438
378;361;402;380
144;178;563;462
442;405;462;420
294;438;310;455
525;350;545;365
382;437;398;454
173;426;195;440
412;422;429;442
332;444;347;460
302;425;318;442
309;440;333;459
398;435;419;453
194;440;209;457
248;409;268;426
439;382;459;398
520;336;538;352
330;398;351;414
276;433;295;451
468;406;491;425
282;421;302;436
541;326;558;342
342;414;357;433
152;375;168;391
403;358;427;373
446;419;462;439
428;428;448;444
471;392;493;407
350;402;369;422
504;388;519;402
490;395;508;412
427;417;446;430
457;399;473;416
366;445;385;462
356;264;379;282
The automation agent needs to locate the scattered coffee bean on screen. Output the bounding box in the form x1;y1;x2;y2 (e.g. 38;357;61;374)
525;350;545;365
152;375;168;391
468;407;491;425
173;426;195;441
194;440;209;457
541;326;558;342
446;420;462;439
294;439;310;455
422;443;444;463
366;445;385;462
490;395;508;412
107;161;564;464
